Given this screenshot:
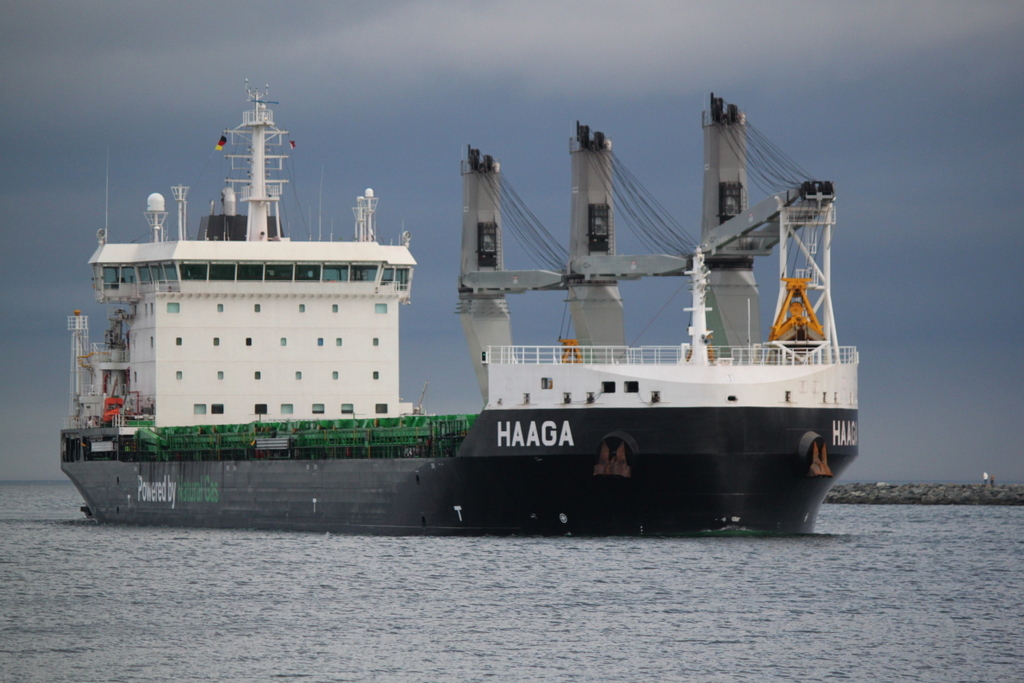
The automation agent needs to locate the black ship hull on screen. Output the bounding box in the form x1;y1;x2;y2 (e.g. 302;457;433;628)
61;407;858;535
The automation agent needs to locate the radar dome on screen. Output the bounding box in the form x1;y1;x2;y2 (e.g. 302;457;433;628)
147;193;166;212
365;188;374;198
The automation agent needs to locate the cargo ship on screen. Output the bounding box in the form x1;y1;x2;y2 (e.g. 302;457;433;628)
60;89;857;534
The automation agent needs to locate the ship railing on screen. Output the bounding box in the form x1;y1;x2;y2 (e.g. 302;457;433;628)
377;281;410;293
97;282;178;300
86;345;129;363
485;344;858;366
243;108;273;126
239;183;282;200
107;416;474;463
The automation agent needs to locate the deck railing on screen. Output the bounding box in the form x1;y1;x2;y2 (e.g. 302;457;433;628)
485;344;857;366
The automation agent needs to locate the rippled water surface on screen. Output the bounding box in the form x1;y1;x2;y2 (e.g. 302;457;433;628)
2;481;1022;682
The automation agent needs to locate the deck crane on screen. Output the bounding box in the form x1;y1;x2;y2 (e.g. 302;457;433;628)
458;95;838;401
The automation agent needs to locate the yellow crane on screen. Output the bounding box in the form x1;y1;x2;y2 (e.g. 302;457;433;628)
768;278;825;342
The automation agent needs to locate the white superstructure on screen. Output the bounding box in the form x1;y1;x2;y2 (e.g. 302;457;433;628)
67;90;415;428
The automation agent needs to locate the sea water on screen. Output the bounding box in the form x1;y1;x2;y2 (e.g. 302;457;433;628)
1;481;1021;682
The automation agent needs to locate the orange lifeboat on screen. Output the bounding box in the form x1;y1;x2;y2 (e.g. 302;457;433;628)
102;397;124;423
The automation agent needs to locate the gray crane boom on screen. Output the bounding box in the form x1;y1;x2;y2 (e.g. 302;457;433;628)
702;183;835;256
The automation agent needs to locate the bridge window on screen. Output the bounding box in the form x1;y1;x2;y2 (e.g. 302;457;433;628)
237;263;264;281
138;266;151;283
162;263;178;282
265;264;294;281
381;268;395;283
295;264;321;281
121;267;137;284
323;264;349;282
103;266;119;290
352;265;378;282
180;263;208;280
210;263;236;280
395;268;410;285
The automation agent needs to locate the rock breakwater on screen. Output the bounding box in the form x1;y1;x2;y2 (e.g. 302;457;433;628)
825;483;1024;505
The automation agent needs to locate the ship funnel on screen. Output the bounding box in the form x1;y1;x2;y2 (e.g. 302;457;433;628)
222;187;237;216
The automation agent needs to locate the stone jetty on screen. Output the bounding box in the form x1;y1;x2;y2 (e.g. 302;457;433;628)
825;483;1024;505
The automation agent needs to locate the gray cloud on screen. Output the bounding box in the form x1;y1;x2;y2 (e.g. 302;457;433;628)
4;1;1021;123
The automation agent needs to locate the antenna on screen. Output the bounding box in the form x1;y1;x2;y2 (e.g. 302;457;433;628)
171;185;189;241
104;148;109;236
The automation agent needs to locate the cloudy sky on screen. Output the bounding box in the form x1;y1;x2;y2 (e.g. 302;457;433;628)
2;1;1022;482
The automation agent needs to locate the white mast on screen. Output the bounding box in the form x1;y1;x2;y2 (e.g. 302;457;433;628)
223;83;289;242
685;248;712;365
171;185;189;241
67;312;89;423
353;189;378;242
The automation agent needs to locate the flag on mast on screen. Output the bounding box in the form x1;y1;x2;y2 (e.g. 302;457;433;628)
215;135;227;151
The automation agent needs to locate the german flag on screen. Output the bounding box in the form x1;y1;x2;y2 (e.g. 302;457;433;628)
215;135;227;151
